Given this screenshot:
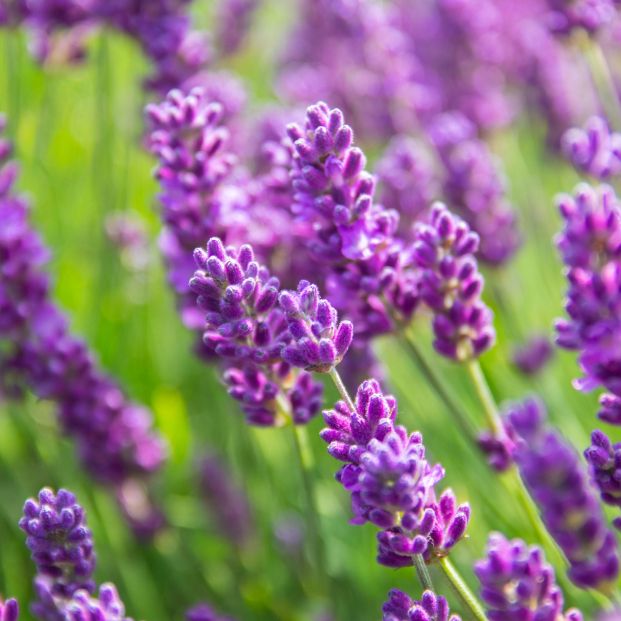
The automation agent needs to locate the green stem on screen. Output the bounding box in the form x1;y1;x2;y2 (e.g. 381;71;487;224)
576;32;621;129
438;557;487;621
463;360;503;435
414;554;435;592
328;366;356;412
402;332;476;442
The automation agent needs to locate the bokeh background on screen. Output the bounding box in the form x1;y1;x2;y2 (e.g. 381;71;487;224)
0;2;611;620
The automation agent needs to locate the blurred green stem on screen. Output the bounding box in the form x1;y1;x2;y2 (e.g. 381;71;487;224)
576;31;621;128
328;366;356;411
414;554;435;592
438;557;487;621
463;360;504;435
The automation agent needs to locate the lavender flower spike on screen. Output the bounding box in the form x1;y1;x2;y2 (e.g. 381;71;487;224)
509;398;620;590
413;203;495;361
585;430;621;521
382;589;461;621
475;532;584;621
279;280;353;372
0;599;18;621
61;585;130;621
19;488;96;598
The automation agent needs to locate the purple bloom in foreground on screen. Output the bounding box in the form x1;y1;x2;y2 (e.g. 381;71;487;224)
475;532;583;621
382;589;461;621
0;599;18;621
585;430;621;523
563;116;621;181
512;335;554;376
413;203;495;361
279;280;353;372
19;488;96;599
509;397;620;590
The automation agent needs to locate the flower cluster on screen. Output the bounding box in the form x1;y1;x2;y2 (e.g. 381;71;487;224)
0;600;18;621
584;430;621;523
475;532;583;620
545;0;616;36
563;116;621;181
555;183;621;424
190;237;324;426
382;589;461;621
0;118;165;515
321;380;470;567
508;397;619;590
413;203;495;361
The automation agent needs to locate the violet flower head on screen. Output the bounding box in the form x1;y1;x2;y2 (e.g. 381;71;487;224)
585;430;621;519
198;453;255;548
555;183;621;417
477;417;518;472
60;585;130;621
286;101;398;262
0;599;18;621
413;203;495;361
509;397;620;590
279;280;353;372
19;488;96;598
511;335;554;376
546;0;616;35
382;589;461;621
475;532;584;621
563;116;621;181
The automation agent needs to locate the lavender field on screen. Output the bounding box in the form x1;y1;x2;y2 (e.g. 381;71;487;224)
1;1;620;620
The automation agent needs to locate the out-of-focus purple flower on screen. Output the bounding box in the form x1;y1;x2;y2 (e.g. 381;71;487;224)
105;212;149;271
186;603;234;621
509;397;620;590
279;280;353;372
596;610;621;620
382;589;461;621
60;585;130;621
585;430;621;520
190;238;323;426
0;599;19;621
555;183;621;422
214;0;259;57
413;203;495;361
563;116;621;181
512;334;554;375
376;136;438;236
477;417;518;472
198;453;255;548
286;101;398;262
19;487;96;599
545;0;616;35
428;113;520;266
475;532;584;621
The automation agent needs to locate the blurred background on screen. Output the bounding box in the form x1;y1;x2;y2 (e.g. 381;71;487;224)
0;1;614;620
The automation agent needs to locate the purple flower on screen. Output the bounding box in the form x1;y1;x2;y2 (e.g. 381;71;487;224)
413;203;495;361
0;599;18;621
555;183;621;420
186;603;234;621
382;589;461;621
511;335;554;376
58;585;130;621
477;418;518;472
545;0;616;35
428;113;520;266
563;116;621;181
286;101;398;262
198;453;255;548
19;488;96;599
475;532;584;621
279;280;353;372
214;0;259;57
509;397;620;590
190;237;323;426
585;430;621;521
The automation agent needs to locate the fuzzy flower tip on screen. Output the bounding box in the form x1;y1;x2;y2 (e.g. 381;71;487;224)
382;589;461;621
585;430;621;524
555;183;621;422
57;584;129;621
413;203;495;361
475;532;584;621
287;101;398;262
321;380;469;566
190;237;323;426
509;398;620;590
279;280;353;372
511;335;554;376
19;488;96;598
0;600;18;621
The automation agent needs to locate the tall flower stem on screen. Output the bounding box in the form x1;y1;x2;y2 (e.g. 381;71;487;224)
414;554;435;592
276;394;326;597
464;360;504;436
328;366;356;411
438;557;487;621
576;31;621;129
